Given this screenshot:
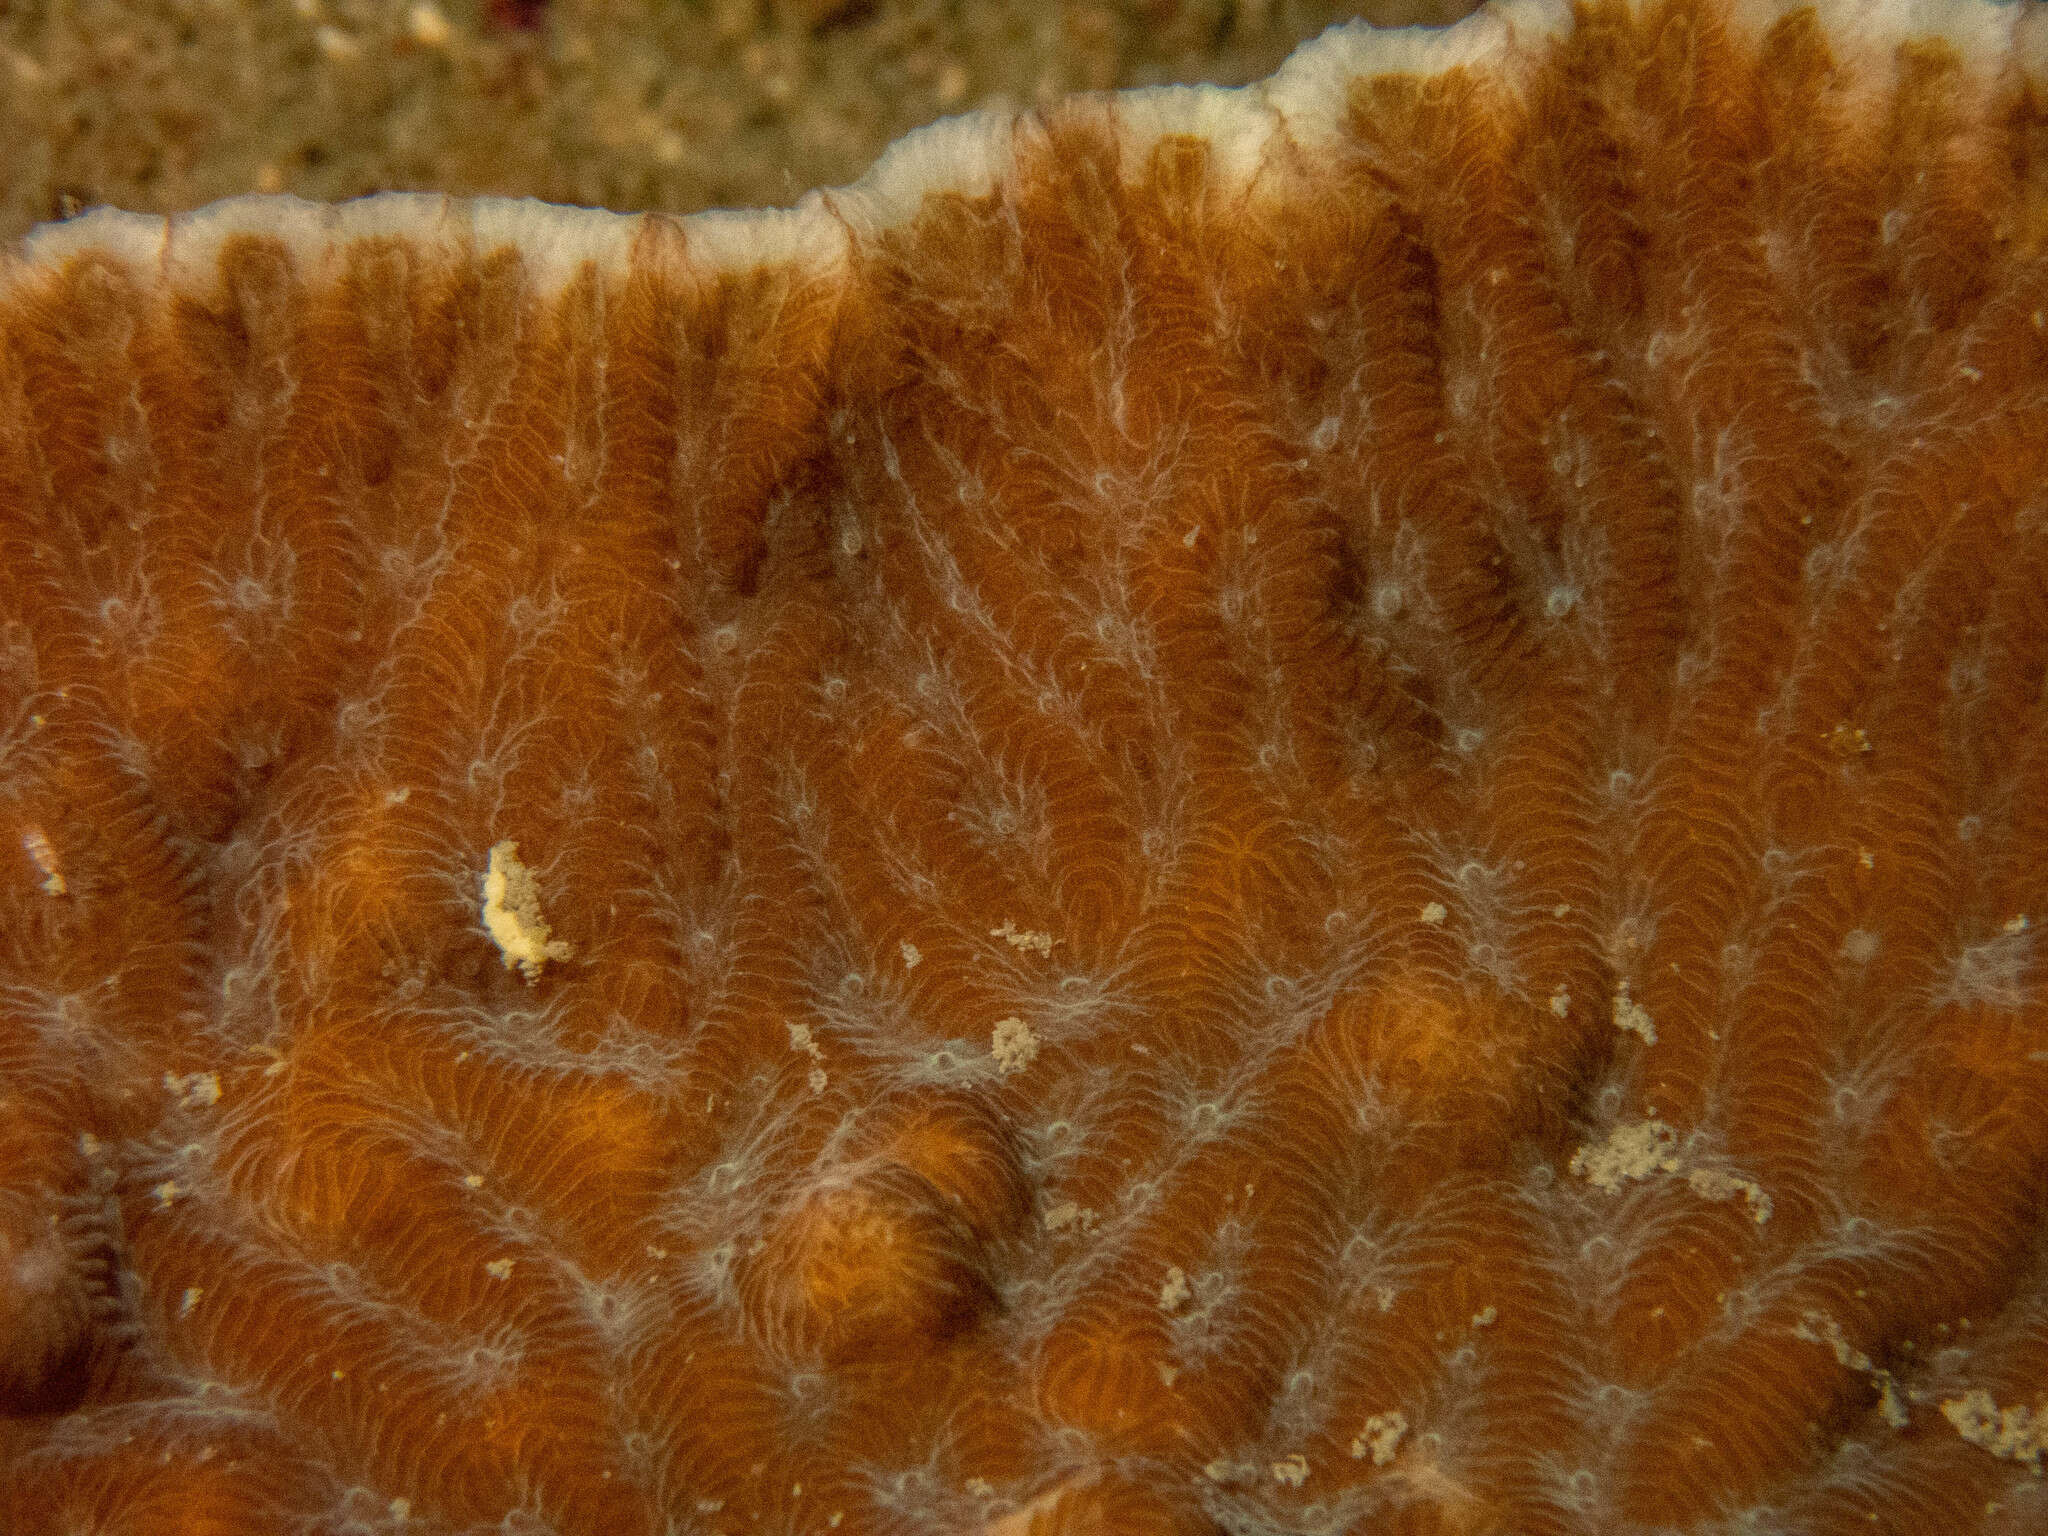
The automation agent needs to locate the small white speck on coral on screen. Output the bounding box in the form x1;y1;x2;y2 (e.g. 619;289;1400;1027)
989;919;1056;957
1271;1453;1309;1486
21;827;64;894
479;840;573;983
1158;1265;1191;1313
1941;1390;2048;1468
1612;982;1656;1043
1350;1410;1408;1465
1042;1201;1095;1234
991;1016;1039;1073
1569;1121;1680;1190
1685;1167;1772;1225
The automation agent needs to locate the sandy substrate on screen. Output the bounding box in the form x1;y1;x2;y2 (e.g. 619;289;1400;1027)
0;0;1476;244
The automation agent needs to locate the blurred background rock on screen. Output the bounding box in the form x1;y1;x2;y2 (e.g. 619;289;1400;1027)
0;0;1479;243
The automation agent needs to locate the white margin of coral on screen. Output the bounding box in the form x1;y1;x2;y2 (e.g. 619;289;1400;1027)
5;0;2044;296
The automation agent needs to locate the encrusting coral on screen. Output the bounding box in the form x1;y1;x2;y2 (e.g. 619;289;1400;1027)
3;0;2047;1531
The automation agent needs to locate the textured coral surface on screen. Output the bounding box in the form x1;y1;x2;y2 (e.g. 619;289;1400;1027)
3;1;2048;1532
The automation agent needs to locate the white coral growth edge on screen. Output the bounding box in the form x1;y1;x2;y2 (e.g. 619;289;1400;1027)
7;0;2048;294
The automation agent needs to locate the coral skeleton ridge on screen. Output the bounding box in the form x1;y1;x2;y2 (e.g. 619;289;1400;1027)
3;0;2048;1531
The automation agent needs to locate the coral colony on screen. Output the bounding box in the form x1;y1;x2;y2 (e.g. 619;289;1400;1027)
3;0;2048;1531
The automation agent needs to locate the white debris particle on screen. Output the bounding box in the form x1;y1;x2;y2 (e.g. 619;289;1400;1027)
1794;1310;1872;1372
1472;1305;1497;1327
1549;983;1571;1018
1686;1166;1773;1224
1794;1310;1916;1433
1941;1390;2048;1468
1042;1201;1096;1234
153;1180;183;1207
1612;981;1657;1043
179;1287;204;1317
22;827;65;894
1271;1454;1309;1487
1569;1120;1680;1190
2003;914;2030;935
808;1067;828;1094
1569;1120;1774;1225
407;2;451;47
900;941;923;968
1875;1377;1910;1428
1158;1265;1191;1313
485;1258;515;1280
1786;1312;1883;1413
788;1021;824;1060
388;1498;411;1522
463;1173;484;1189
314;24;359;61
1419;901;1447;926
991;1015;1040;1074
480;840;573;983
165;1071;223;1108
990;919;1056;957
1350;1410;1409;1465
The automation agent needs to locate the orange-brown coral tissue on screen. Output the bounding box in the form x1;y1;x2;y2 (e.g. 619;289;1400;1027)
4;0;2048;1531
